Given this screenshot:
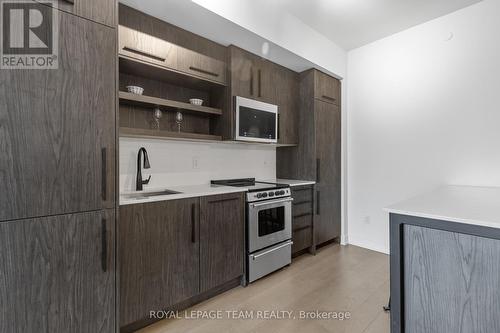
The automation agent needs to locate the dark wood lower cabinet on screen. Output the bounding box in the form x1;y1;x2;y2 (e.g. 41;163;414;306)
119;194;246;330
0;209;115;333
119;198;200;328
200;193;245;292
291;186;315;256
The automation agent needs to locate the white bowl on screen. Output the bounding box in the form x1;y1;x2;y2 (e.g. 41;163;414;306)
189;98;203;106
126;86;144;95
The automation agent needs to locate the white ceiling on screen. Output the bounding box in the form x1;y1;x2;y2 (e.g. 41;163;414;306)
278;0;483;50
120;0;484;76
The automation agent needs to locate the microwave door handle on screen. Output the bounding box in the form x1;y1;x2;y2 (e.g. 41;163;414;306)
250;197;293;208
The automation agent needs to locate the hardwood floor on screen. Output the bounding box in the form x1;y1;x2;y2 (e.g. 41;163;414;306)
137;244;390;333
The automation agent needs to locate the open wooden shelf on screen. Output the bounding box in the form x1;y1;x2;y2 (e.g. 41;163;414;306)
119;91;222;116
120;127;298;147
120;127;222;142
119;55;227;90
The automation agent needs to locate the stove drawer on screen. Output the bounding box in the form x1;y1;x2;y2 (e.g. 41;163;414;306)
248;240;292;282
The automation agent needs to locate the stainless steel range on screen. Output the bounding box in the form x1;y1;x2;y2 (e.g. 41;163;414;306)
211;178;293;283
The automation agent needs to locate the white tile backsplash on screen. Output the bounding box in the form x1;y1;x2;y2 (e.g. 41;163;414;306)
120;137;276;192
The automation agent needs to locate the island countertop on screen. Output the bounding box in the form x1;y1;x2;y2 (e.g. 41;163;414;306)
384;185;500;229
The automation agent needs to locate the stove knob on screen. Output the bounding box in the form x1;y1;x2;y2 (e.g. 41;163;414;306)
275;191;280;196
280;190;286;195
268;192;275;197
262;192;268;198
256;193;263;199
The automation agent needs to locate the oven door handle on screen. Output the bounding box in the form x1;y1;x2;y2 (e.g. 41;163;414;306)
249;197;293;208
251;241;294;260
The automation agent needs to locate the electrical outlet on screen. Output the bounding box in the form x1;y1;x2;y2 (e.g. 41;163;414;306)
364;216;371;225
192;156;199;169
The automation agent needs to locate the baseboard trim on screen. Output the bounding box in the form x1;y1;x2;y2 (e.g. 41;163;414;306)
348;236;389;254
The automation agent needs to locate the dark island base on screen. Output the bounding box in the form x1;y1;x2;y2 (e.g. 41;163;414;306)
390;213;500;333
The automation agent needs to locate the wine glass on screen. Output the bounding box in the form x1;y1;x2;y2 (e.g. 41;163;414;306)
175;111;183;133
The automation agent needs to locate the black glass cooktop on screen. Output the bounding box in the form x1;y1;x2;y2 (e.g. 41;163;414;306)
211;178;289;192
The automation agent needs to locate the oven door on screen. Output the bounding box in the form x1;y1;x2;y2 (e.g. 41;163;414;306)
235;96;278;143
248;197;292;253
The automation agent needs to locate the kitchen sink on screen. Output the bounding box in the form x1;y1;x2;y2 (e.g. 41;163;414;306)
122;190;181;199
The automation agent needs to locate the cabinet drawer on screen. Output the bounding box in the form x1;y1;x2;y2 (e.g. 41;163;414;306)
34;0;116;27
291;186;314;203
292;227;313;254
177;47;227;85
119;25;177;69
293;202;313;218
293;214;313;230
314;71;340;105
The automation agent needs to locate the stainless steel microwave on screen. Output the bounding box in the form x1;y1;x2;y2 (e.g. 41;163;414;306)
235;96;278;143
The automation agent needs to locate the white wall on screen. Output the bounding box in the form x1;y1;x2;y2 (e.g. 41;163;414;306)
347;0;500;253
120;138;276;192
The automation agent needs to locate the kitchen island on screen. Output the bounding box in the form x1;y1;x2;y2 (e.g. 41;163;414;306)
385;185;500;333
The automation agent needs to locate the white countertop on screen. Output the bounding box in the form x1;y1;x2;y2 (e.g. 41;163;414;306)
120;184;247;206
385;185;500;229
267;179;316;187
120;178;315;205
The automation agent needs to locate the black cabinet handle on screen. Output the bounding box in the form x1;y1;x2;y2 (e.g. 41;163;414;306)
258;69;262;97
322;95;337;102
189;66;219;77
250;69;254;96
123;46;166;62
62;0;74;4
101;219;107;272
191;204;196;243
316;158;320;183
101;148;107;201
316;191;320;215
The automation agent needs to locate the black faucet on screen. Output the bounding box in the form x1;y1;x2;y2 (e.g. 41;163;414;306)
136;147;151;191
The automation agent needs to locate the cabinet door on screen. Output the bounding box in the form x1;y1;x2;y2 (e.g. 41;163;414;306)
0;209;115;333
119;198;200;327
34;0;116;27
230;46;255;99
314;101;341;244
314;70;341;106
177;47;227;85
276;67;299;144
254;58;274;103
0;10;115;221
119;25;177;69
200;193;245;292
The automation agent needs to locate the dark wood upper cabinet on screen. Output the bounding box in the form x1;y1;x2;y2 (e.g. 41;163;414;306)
228;45;299;143
229;45;256;100
0;209;115;333
119;198;200;327
275;67;299;144
314;70;341;106
177;47;227;85
118;24;227;86
0;9;115;222
119;25;177;69
34;0;116;27
200;193;245;292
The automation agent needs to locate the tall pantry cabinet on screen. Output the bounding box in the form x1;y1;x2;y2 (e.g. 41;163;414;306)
277;69;342;246
0;1;117;332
